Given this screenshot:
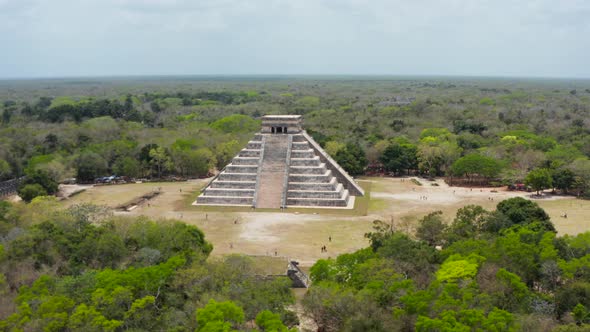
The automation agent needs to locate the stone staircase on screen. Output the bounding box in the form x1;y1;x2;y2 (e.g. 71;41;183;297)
196;135;263;206
255;135;289;208
287;261;311;288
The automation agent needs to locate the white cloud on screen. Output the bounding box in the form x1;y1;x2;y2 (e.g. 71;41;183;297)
0;0;588;77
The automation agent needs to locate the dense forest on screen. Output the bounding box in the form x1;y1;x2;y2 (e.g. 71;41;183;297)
305;198;590;331
1;192;590;330
1;77;590;331
0;199;297;331
1;77;590;201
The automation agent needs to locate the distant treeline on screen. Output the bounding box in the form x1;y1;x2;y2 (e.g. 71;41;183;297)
0;78;589;201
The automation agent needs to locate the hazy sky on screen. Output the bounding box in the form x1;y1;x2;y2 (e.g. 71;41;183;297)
1;0;589;78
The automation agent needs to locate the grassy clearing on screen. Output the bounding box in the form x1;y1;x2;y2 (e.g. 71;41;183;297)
535;198;590;235
62;176;589;268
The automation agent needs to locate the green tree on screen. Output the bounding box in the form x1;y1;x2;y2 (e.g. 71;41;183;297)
76;152;108;182
324;141;345;157
22;169;59;194
309;259;335;282
216;140;241;170
113;156;141;178
17;183;47;202
0;159;11;180
416;211;446;246
124;296;158;330
211;114;259;133
172;147;214;177
451;153;503;182
494;197;554;231
525;168;553;195
573;304;590;325
196;299;245;332
96;232;127;268
68;304;122;332
436;254;484;282
446;205;490;243
149;146;171;178
552;168;576;193
380;142;418;175
255;310;293;332
418;139;461;176
334;143;368;176
301;282;358;332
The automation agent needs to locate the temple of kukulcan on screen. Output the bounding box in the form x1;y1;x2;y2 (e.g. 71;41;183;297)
195;115;364;209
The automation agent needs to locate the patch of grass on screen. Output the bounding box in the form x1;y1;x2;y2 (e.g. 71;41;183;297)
248;255;288;275
411;178;422;186
369;198;388;212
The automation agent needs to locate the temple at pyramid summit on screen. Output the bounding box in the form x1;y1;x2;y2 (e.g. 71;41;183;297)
195;115;364;209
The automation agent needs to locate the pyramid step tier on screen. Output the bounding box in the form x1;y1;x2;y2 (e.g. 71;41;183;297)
217;173;258;181
291;142;310;150
290;149;315;158
288;188;346;199
225;165;259;173
210;180;256;189
238;149;261;157
290;164;326;174
203;188;255;197
289;170;333;183
288;180;337;191
232;157;260;165
287;195;349;207
290;157;321;167
292;134;307;142
197;195;253;206
246;141;263;149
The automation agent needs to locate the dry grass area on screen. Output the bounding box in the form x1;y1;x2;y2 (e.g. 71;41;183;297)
63;177;590;268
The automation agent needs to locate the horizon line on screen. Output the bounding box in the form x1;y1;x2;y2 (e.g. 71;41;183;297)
1;73;590;81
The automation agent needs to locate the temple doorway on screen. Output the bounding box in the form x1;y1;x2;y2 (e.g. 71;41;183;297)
271;127;287;134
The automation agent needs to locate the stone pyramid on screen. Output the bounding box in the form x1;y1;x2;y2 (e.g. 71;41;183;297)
196;115;364;209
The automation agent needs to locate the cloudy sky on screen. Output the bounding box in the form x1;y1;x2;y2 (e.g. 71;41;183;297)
0;0;589;78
